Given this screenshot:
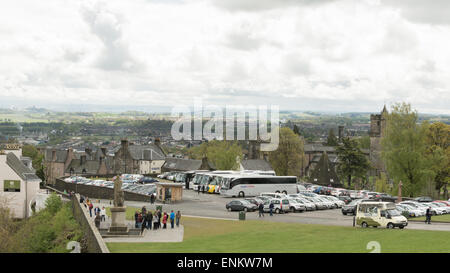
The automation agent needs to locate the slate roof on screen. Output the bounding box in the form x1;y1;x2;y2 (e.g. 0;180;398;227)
128;144;165;161
162;157;203;171
65;159;100;174
240;159;273;171
6;152;41;181
304;144;336;153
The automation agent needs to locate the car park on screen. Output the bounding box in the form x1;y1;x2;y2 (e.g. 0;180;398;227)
226;200;258;212
321;195;345;208
293;198;316;211
425;202;448;215
400;201;429;215
262;198;290;214
338;196;352;204
245;197;264;206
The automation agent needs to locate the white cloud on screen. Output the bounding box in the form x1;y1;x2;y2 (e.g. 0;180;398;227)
0;0;449;114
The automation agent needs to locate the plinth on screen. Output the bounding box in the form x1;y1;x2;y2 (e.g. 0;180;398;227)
108;207;129;235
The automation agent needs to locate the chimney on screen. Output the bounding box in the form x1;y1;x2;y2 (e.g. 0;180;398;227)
80;155;86;165
121;139;129;149
67;148;73;160
52;150;57;162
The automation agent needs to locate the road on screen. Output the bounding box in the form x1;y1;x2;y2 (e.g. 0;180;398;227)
95;189;450;232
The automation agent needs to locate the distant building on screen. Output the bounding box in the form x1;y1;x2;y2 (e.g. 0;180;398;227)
0;144;41;219
161;156;215;173
239;159;273;172
113;139;166;174
369;106;388;177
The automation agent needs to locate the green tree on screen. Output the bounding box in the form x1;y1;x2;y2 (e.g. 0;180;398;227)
336;137;371;188
423;122;450;199
356;136;370;150
269;127;305;176
326;129;339;146
45;193;63;216
22;144;45;182
293;124;300;136
381;103;430;197
188;140;243;170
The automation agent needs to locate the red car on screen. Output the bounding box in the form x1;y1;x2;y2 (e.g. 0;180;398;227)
434;200;450;207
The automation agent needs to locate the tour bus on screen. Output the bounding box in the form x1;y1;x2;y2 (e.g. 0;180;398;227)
189;171;211;191
356;202;408;229
206;171;240;194
219;175;298;197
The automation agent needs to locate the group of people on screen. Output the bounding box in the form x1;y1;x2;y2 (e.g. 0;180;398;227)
135;206;182;234
197;185;209;194
79;195;107;228
258;202;275;217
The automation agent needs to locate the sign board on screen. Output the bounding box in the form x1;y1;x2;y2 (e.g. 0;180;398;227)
4;180;21;192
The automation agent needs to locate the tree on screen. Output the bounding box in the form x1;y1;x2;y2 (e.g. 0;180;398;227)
336;137;371;188
293;124;300;136
22;144;45;182
381;103;430;197
326;129;339;146
269;127;305;176
423;122;450;199
188;140;243;170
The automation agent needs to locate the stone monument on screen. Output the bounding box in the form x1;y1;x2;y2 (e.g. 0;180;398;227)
107;175;128;235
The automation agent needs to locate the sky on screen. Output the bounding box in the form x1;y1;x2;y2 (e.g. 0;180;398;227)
0;0;449;114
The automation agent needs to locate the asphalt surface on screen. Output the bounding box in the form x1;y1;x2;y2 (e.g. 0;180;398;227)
95;189;450;232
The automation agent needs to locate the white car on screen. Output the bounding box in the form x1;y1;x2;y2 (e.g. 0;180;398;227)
322;196;345;208
316;196;335;209
286;198;306;212
263;198;290;214
425;203;447;215
294;198;316;211
432;202;450;214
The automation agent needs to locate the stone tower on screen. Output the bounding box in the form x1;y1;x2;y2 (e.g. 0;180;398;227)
369;105;388;177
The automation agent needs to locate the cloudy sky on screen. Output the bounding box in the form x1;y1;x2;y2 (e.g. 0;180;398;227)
1;0;449;114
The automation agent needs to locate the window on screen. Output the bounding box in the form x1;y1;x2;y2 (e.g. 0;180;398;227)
4;180;20;192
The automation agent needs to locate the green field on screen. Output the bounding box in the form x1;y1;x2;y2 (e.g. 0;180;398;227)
106;216;450;253
410;214;450;223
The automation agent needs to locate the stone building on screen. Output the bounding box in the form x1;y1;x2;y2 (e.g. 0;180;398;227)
308;152;342;187
369;105;388;177
0;144;41;219
113;139;166;174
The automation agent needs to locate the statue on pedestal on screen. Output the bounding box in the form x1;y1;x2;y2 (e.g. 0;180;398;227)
113;175;124;207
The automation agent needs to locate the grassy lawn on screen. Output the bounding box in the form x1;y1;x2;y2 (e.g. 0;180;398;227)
106;216;450;253
410;214;450;223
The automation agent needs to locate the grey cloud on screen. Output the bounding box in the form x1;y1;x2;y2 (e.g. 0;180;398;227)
213;0;337;12
382;0;450;25
282;53;312;76
80;2;142;71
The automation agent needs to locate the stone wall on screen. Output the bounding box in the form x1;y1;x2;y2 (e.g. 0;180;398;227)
55;178;151;203
71;194;110;253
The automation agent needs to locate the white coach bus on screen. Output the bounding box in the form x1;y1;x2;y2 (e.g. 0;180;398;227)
219;175;298;197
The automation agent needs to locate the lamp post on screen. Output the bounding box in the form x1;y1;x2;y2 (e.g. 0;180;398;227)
397;181;402;203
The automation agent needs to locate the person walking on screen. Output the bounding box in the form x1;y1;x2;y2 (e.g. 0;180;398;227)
141;213;147;234
134;211;139;228
426;207;432;224
176;211;181;227
197;185;200;195
88;201;93;217
150;194;155;204
269;202;274;216
162;212;168;229
158;210;162;229
146;211;152;230
153;213;159;230
258;202;264;217
137;212;143;229
170;210;175;229
94;212;101;229
142;206;147;215
100;207;106;222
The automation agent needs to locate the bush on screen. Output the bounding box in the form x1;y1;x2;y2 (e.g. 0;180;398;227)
45;193;63;215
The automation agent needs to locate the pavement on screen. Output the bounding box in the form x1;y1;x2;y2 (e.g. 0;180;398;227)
83;190;450;232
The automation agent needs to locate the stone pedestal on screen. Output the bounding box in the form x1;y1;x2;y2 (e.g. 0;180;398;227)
108;207;129;235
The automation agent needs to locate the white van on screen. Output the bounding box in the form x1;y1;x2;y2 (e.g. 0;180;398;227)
356;202;408;229
262;198;290;214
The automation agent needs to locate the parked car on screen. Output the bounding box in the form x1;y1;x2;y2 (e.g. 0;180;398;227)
303;196;327;210
425;202;448;215
293;198;316;211
286;198;306;212
321;195;345;208
342;199;363;215
262;198;290;214
226;200;258;212
414;196;433;203
378;193;397;203
245;197;264;206
338;196;352;204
